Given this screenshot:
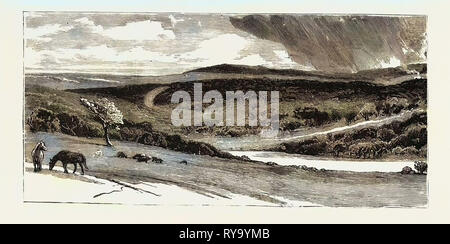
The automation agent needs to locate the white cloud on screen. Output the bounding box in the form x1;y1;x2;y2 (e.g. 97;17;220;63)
74;17;94;26
231;54;270;66
25;32;300;75
184;34;249;64
101;20;175;41
379;56;401;68
179;34;297;68
24;12;45;18
24;14;306;75
180;33;275;67
25;45;178;68
74;17;104;33
73;17;176;41
273;50;299;67
24;47;43;67
25;24;72;42
169;15;184;28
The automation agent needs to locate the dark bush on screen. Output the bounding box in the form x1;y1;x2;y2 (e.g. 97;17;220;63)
282;137;327;156
401;166;414;175
414;161;428;174
377;128;396;142
294;107;330;126
27;108;60;133
116;151;128;158
281;121;303;131
352;128;377;140
330;109;341;121
344;111;357;124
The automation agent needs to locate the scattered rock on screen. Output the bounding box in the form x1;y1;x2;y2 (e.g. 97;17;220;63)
92;150;103;158
400;166;414;175
265;161;277;166
132;153;146;159
152;157;163;164
132;153;152;163
299;165;319;172
241;155;251;161
179;160;188;165
116;151;128;158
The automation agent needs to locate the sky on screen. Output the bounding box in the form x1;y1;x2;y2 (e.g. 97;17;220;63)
24;12;306;76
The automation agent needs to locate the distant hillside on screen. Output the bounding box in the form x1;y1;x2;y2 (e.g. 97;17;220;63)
25;72;209;90
186;64;325;77
187;63;427;84
25;62;426;90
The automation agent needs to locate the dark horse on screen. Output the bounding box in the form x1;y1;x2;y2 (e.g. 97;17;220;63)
31;141;47;172
49;150;89;175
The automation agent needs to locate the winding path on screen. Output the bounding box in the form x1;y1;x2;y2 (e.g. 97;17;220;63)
275;108;424;142
143;86;170;109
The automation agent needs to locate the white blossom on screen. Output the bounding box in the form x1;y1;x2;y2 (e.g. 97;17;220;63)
80;97;124;129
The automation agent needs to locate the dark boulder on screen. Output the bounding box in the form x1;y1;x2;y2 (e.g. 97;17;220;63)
266;161;277;166
152;157;163;164
400;166;414;175
116;151;128;158
132;153;152;163
240;155;251;161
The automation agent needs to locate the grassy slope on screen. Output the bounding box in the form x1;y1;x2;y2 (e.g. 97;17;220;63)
26;67;427;160
25;85;238;159
72;76;426;136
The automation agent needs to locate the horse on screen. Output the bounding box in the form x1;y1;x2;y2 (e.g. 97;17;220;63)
31;141;47;172
49;150;89;175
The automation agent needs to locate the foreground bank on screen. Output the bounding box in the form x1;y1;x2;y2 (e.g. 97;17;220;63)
24;132;427;207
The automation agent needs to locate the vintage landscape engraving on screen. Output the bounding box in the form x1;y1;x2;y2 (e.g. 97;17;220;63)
24;12;427;207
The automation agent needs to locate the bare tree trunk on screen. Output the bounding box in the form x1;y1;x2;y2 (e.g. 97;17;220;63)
103;125;112;147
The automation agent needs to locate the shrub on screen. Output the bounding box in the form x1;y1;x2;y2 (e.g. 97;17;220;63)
414;161;428;174
281;121;302;131
358;103;377;121
348;141;387;159
344;111;357;124
27;108;60;133
330;109;341;121
352;128;377;140
294;107;329;126
401;166;414;175
377;128;396;142
419;146;427;158
281;137;327;156
402;146;419;155
392;146;404;155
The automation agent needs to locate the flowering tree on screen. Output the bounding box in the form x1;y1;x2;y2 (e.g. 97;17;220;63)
80;97;123;146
